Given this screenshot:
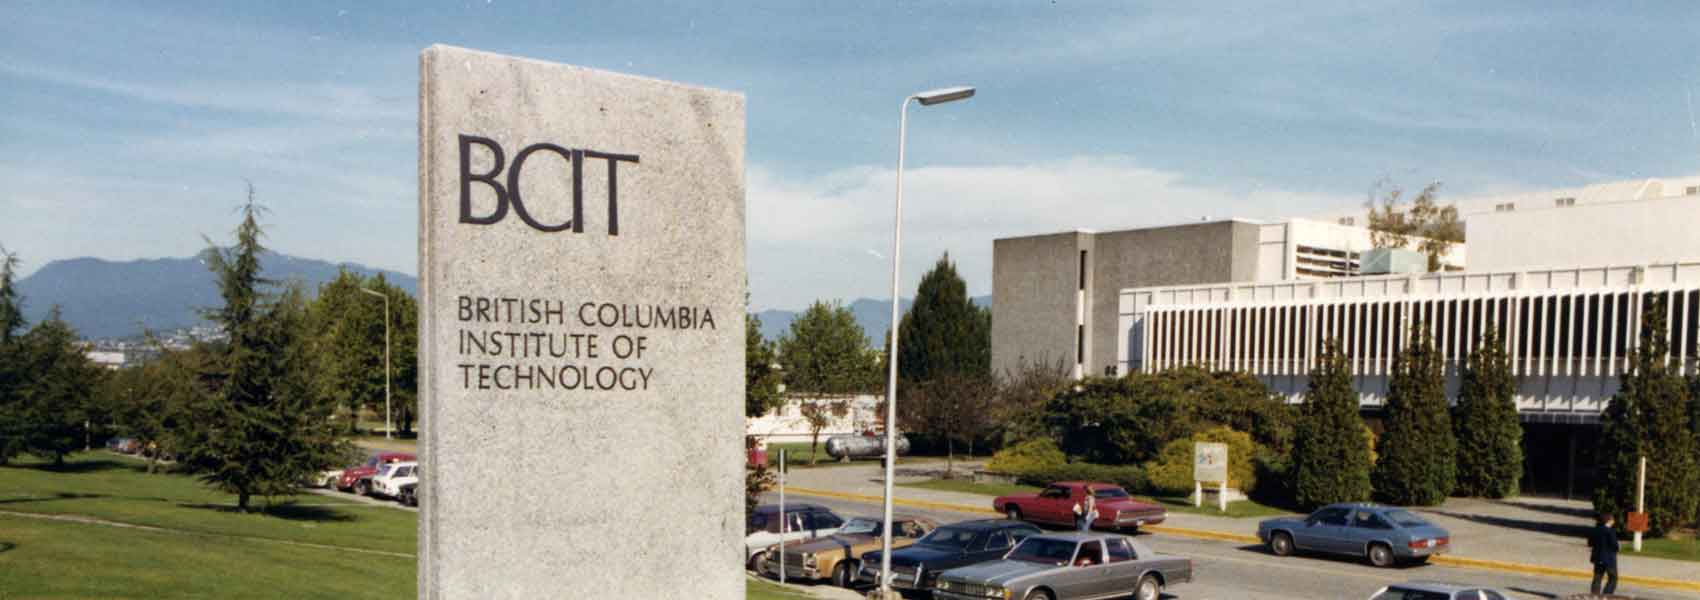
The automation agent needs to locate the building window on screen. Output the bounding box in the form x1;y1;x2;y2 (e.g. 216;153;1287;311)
1078;250;1087;290
1495;202;1515;212
1337;217;1356;226
1076;325;1085;365
1554;196;1576;207
1686;185;1699;196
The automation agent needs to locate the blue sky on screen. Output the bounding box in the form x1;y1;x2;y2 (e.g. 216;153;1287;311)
3;2;1699;311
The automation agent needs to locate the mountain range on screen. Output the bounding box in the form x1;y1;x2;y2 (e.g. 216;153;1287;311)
14;252;987;345
14;252;416;340
754;295;991;347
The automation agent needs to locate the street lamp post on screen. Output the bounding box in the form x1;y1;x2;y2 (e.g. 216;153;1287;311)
879;85;974;597
360;287;393;440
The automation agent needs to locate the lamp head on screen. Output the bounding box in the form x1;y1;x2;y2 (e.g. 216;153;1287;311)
913;86;975;106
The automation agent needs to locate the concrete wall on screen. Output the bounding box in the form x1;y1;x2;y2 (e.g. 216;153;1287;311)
992;222;1255;379
1468;194;1700;272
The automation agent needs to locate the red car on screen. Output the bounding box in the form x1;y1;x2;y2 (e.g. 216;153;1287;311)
337;452;415;495
993;480;1167;532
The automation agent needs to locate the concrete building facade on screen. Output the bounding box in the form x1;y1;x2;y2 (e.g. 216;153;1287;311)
991;219;1461;379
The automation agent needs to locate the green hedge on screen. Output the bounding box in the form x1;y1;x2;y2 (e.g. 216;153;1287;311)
1010;462;1149;494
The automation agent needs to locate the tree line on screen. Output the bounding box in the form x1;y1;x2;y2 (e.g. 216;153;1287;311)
0;189;420;510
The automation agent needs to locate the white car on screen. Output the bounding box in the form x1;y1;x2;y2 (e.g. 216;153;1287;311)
743;503;844;570
370;461;419;498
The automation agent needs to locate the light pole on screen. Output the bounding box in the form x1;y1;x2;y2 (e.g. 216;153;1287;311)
879;85;974;597
360;287;393;440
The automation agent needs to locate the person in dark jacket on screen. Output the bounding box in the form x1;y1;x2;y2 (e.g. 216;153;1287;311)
1588;512;1619;595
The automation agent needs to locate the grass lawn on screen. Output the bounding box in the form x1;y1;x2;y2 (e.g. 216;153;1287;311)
899;478;1039;497
1639;534;1700;563
746;577;815;599
895;478;1294;519
0;513;414;599
0;451;417;555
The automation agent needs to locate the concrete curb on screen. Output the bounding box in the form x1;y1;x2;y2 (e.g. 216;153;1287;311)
782;486;1700;594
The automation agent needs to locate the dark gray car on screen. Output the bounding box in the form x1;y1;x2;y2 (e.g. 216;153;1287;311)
1258;503;1451;568
932;532;1192;600
1369;580;1510;600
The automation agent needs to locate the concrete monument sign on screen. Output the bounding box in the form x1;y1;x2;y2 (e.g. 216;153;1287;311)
418;45;745;599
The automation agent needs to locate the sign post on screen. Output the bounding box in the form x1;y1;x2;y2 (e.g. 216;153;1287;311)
418;45;746;599
1633;456;1647;552
778;449;786;584
1193;442;1229;512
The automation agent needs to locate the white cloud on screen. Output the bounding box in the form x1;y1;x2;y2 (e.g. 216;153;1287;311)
746;156;1358;311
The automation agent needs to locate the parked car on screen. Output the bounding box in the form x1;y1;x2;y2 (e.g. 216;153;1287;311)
335;452;415;495
370;461;419;498
397;480;418;507
745;503;846;570
1369;581;1511;600
1258;503;1451;568
762;515;938;587
859;519;1043;593
994;481;1168;532
933;532;1192;600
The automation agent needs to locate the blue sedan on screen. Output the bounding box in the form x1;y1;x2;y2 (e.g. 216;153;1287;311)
1257;503;1451;568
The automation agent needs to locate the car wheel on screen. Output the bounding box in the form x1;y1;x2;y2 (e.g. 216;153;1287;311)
1134;574;1161;600
1367;543;1394;568
1006;506;1023;521
747;551;765;572
832;562;855;588
1270;532;1295;557
1023;589;1054;600
356;480;371;496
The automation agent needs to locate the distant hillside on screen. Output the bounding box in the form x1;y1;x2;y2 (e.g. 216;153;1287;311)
754;295;990;347
15;252;416;339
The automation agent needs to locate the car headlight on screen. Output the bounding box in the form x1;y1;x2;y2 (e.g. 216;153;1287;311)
985;587;1005;598
936;580;952;591
802;554;816;567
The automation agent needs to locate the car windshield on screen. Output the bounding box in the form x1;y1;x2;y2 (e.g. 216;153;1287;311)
1370;588;1450;600
917;527;978;549
1005;538;1077;565
838;518;880;536
1383;510;1430;528
1091;487;1130;499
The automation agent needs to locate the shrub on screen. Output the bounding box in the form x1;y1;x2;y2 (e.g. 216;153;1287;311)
1143;427;1258;495
1013;462;1148;495
987;438;1066;475
1250;452;1296;508
1595;295;1699;536
1046;376;1192;464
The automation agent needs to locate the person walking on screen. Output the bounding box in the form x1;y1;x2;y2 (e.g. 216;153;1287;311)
1073;486;1098;532
1588;512;1620;595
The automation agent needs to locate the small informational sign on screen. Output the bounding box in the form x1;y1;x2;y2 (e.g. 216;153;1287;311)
1626;511;1649;533
1194;442;1228;483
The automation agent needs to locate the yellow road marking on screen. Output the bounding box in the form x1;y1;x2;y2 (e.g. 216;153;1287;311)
780;486;1700;594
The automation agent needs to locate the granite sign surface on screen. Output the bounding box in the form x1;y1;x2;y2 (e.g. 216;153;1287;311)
418;45;745;599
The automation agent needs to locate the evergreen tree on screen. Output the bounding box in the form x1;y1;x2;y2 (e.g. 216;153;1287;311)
0;248;24;463
745;312;783;418
1595;295;1699;536
896;254;991;381
179;190;349;511
1375;324;1457;506
15;309;98;465
1293;340;1373;509
1453;328;1523;498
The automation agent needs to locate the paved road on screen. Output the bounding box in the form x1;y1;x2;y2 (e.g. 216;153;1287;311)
760;492;1699;600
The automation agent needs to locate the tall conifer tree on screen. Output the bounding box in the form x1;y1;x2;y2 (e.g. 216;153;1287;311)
0;248;23;463
1293;340;1373;509
179;188;348;511
896;254;991;381
1595;294;1699;535
1375;324;1457;505
1453;328;1522;498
